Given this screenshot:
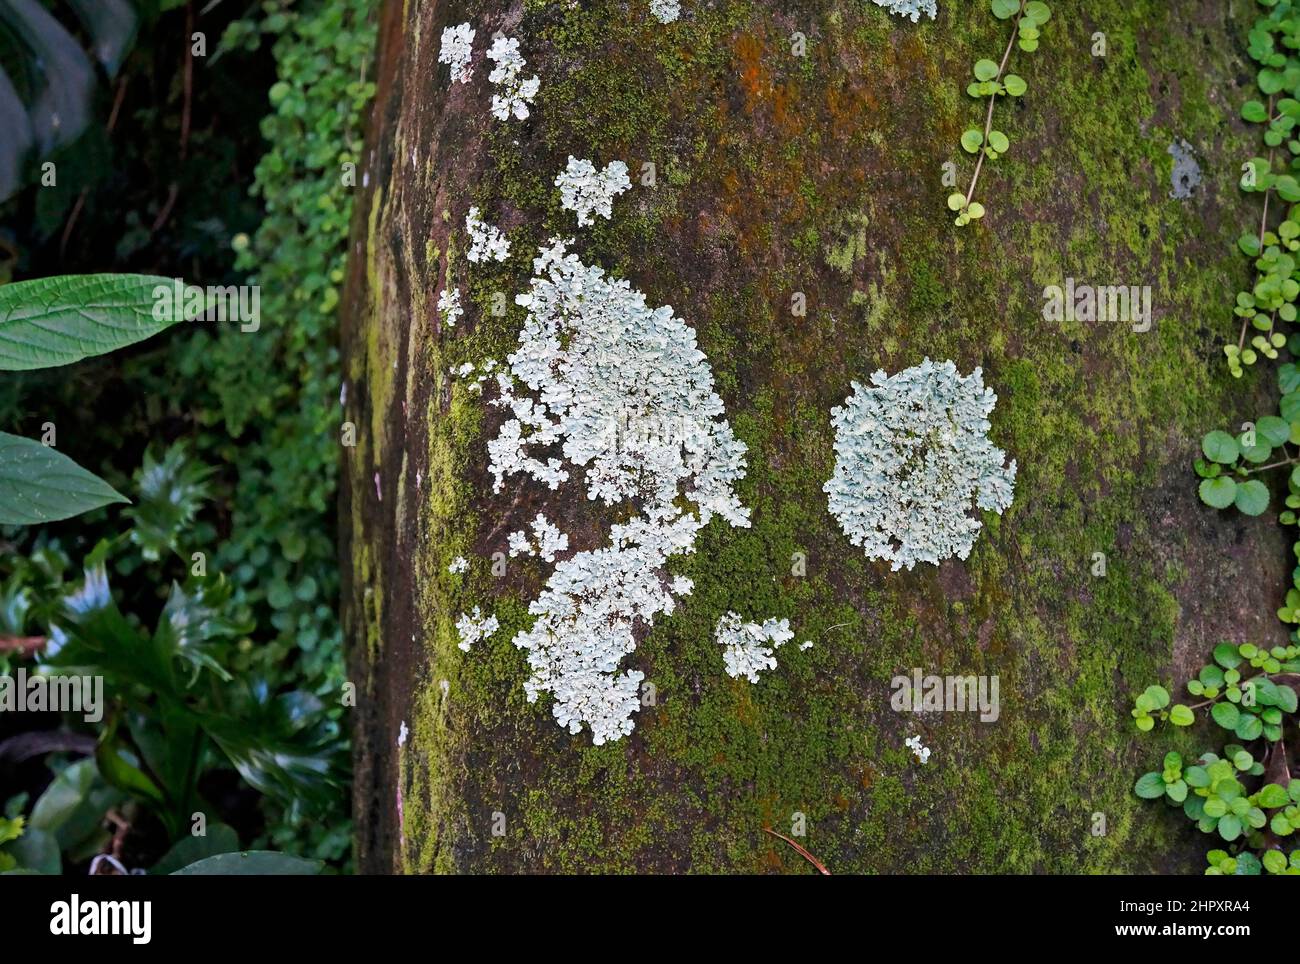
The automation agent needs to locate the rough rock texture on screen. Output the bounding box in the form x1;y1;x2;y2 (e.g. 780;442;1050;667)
341;0;1287;873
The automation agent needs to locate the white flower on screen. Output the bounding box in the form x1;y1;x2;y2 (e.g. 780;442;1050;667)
715;611;794;683
448;555;469;574
486;36;539;121
555;156;632;226
905;734;932;764
465;206;510;263
871;0;937;22
456;606;500;652
799;640;813;651
824;358;1016;571
649;0;681;23
483;239;751;743
437;286;463;327
438;22;476;84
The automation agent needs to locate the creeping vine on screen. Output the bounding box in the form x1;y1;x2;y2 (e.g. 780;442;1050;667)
948;0;1050;226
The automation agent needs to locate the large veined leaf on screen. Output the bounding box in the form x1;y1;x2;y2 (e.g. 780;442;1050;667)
0;431;127;525
64;0;138;78
0;273;181;371
0;0;140;201
169;851;324;876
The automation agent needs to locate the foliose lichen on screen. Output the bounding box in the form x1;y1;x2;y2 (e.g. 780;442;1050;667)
823;358;1016;571
486;35;540;122
555;156;632;226
714;611;794;682
480;238;751;743
438;22;475;85
870;0;937;22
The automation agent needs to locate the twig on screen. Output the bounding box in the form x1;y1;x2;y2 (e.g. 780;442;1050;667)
0;635;46;655
58;76;129;260
762;828;831;875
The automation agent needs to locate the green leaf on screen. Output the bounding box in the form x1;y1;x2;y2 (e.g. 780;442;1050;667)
991;0;1020;19
1218;813;1243;841
973;59;999;82
961;129;985;153
0;432;127;525
1185;765;1210;788
126;444;213;562
1142;685;1170;710
946;193;967;211
966;201;986;220
1003;74;1027;96
1135;772;1166;799
1234;479;1270;516
0;274;183;371
1199;476;1237;509
1024;1;1051;24
1258;415;1291;446
5;826;59;874
988;130;1010;153
1234;850;1261;874
169;851;323;875
1201;430;1240;464
1259;69;1286;95
1277;685;1298;713
1257;783;1290;808
1235;713;1264;741
1214;643;1244;669
1264;849;1287;874
1166;779;1188;803
1169;704;1195;726
150;823;241;875
1243;100;1269;122
1212;701;1241;730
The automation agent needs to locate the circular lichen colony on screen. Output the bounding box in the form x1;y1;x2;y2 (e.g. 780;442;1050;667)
823;358;1016;571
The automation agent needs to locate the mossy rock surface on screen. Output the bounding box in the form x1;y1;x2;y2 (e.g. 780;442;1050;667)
341;0;1286;872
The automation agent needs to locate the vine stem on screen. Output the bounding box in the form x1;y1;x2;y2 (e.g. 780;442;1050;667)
963;6;1025;207
1183;670;1274;711
1239;95;1276;352
1244;454;1299;474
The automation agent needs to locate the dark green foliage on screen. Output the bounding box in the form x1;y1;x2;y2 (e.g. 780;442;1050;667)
0;443;345;864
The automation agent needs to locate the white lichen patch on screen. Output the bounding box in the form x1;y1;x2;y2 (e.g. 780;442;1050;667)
870;0;937;22
448;555;469;575
486;36;539;121
824;358;1016;571
555;156;631;226
438;22;476;84
715;611;794;683
437;286;463;327
455;606;499;652
649;0;681;23
482;238;751;743
507;513;570;562
465;206;510;263
905;734;932;764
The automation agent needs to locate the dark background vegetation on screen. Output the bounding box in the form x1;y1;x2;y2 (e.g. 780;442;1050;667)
0;0;373;874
